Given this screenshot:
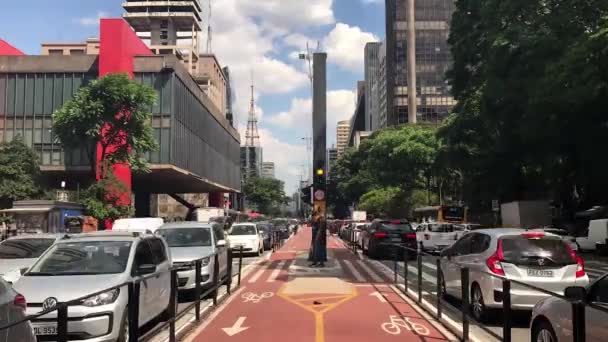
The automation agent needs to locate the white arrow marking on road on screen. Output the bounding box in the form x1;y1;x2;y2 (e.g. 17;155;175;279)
222;317;249;336
370;291;387;303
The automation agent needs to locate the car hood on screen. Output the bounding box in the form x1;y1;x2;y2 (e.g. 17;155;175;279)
170;246;213;263
0;258;38;274
13;273;128;303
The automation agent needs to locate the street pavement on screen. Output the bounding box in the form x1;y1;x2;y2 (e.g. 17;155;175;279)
373;251;608;341
183;226;456;342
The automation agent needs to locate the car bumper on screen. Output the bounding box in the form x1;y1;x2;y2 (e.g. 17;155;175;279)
177;267;213;290
27;303;123;342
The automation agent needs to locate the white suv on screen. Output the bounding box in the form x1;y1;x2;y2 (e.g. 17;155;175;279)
13;232;172;342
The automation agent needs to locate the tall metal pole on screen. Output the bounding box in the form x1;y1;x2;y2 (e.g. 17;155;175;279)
406;0;417;124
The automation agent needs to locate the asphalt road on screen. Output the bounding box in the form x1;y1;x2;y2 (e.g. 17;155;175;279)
377;253;608;341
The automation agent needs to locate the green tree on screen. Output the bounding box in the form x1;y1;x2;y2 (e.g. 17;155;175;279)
243;177;288;215
0;138;43;208
53;73;158;221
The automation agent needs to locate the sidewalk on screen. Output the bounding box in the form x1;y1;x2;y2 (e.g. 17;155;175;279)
184;226;455;342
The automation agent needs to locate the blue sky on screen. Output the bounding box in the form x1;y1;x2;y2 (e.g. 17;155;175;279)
1;0;386;193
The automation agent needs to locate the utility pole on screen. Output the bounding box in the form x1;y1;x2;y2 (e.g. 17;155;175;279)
406;0;417;124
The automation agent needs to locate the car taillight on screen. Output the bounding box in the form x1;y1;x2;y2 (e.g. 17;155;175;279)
404;233;416;239
521;232;545;239
566;244;586;278
486;240;505;276
424;234;430;240
373;232;388;238
14;293;26;310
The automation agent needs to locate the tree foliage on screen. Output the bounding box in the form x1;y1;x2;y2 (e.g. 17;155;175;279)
440;0;608;212
243;177;288;215
53;73;158;174
0;138;43;208
80;163;134;222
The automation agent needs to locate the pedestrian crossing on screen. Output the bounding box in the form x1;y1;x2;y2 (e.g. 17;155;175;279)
243;258;392;284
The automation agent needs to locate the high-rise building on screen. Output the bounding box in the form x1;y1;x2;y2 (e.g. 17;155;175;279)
377;41;388;128
223;66;235;126
383;0;455;126
364;42;381;131
327;147;338;178
261;162;275;178
336;120;351;157
122;0;203;74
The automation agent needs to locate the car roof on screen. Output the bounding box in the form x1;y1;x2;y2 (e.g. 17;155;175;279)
160;222;214;229
471;228;562;238
112;217;164;233
4;233;63;241
54;231;152;243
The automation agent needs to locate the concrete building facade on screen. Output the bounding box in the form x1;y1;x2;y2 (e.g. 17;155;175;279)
383;0;456;126
261;162;275;179
192;54;227;119
364;42;381;131
41;38;100;56
336;120;350;157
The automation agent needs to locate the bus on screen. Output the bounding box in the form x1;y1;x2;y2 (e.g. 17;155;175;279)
413;205;467;224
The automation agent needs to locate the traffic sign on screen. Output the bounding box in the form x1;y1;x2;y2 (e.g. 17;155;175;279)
314;189;325;201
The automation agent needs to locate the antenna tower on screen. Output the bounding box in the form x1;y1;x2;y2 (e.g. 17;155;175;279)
245;78;260;147
206;0;213;53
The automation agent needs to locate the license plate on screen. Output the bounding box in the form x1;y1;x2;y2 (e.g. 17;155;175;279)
527;269;553;277
391;238;401;242
33;324;57;335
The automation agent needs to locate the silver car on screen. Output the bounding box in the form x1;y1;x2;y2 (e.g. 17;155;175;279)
0;277;35;342
530;273;608;342
13;232;172;342
440;228;589;322
0;234;61;284
156;222;229;291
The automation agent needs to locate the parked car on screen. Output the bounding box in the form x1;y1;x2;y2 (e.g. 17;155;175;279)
228;223;264;256
575;219;608;252
14;231;173;342
417;222;458;253
0;234;61;284
156;222;228;291
530;273;608;342
530;227;578;252
256;224;274;250
0;277;36;342
452;223;482;239
112;217;165;234
360;219;417;259
440;229;589;322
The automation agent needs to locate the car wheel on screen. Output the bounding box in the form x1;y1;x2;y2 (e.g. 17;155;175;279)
117;310;129;342
471;283;490;322
532;319;558;342
257;245;263;257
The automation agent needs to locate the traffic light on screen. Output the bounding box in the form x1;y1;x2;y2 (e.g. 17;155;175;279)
313;161;326;188
300;185;313;206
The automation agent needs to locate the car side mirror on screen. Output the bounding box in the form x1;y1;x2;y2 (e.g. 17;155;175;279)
136;264;156;275
564;286;587;301
217;240;226;247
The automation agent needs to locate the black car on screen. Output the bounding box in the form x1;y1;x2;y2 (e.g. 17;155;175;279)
256;224;274;250
360;219;417;259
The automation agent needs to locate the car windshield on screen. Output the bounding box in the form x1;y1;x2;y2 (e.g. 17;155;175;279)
500;236;575;266
0;238;55;259
27;241;132;275
157;228;212;247
379;222;413;232
231;225;257;235
429;224;454;233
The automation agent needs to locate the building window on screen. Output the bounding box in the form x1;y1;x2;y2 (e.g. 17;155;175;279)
69;49;85;55
48;49;63;55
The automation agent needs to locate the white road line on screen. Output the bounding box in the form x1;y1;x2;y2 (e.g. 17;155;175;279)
342;260;366;282
248;265;268;283
423;261;437;270
405;264;438;284
267;260;287;282
356;260;384;283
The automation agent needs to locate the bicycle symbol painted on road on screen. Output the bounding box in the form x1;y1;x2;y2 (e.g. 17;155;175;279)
241;292;274;304
381;315;430;336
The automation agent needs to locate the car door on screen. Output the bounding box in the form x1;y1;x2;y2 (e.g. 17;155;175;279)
148;237;171;316
131;240;156;324
585;275;608;341
213;224;228;278
442;234;473;297
457;233;491;281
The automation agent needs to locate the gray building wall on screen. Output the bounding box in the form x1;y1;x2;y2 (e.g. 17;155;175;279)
240;146;263;181
364;42;381;131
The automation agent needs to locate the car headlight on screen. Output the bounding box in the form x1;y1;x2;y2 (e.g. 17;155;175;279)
201;256;210;267
81;289;120;307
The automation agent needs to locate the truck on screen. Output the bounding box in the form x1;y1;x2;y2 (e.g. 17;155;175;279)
195;207;226;223
352;211;367;222
500;200;551;229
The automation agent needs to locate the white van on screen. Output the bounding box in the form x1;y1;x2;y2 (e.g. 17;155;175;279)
575;219;608;251
112;217;165;234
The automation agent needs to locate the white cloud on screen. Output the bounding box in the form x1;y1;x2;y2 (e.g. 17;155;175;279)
323;23;379;72
74;11;109;26
267;89;357;146
361;0;383;4
239;0;335;30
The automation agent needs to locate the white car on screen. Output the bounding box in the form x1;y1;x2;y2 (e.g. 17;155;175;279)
529;227;578;252
417;222;459;253
228;224;264;256
440;229;589;322
0;234;61;284
13;232;173;342
0;277;36;342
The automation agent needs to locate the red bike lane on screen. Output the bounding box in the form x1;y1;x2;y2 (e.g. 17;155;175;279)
184;227;454;342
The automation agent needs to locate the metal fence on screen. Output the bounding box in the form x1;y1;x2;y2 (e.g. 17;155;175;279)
343;229;608;342
0;230;287;342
